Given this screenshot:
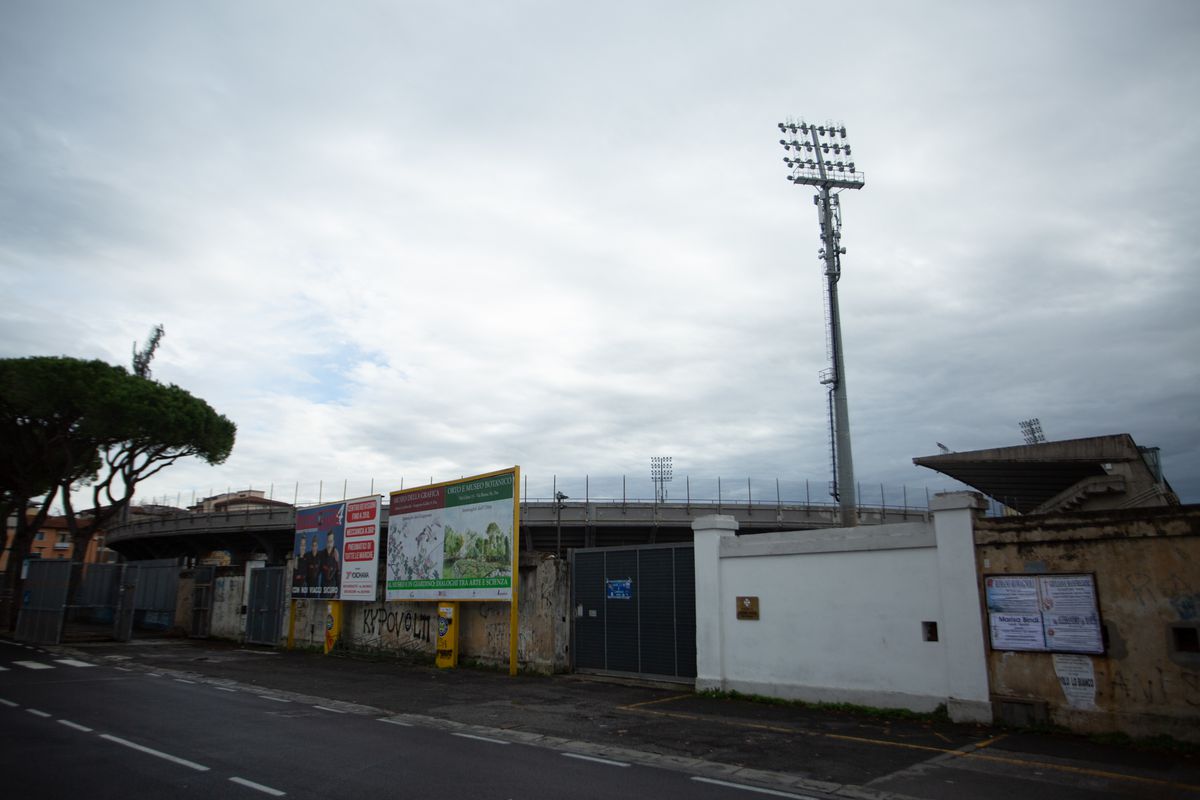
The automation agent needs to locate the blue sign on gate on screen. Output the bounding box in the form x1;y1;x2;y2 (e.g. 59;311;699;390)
606;578;632;600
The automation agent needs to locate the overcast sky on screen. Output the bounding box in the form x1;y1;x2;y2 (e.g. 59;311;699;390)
2;1;1197;509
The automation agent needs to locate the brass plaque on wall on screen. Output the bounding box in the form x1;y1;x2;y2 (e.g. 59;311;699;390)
736;596;759;620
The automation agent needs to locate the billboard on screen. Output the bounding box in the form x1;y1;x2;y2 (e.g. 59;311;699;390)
386;467;520;601
293;496;381;601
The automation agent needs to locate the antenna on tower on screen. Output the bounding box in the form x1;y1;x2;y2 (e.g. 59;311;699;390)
1019;418;1047;445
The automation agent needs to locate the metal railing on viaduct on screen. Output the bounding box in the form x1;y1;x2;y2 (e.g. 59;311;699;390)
104;498;930;562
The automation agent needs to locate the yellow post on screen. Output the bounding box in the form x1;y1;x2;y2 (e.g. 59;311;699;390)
323;600;342;654
509;466;521;676
436;602;459;668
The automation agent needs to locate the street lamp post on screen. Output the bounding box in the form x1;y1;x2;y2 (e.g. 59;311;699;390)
555;491;568;558
779;120;865;527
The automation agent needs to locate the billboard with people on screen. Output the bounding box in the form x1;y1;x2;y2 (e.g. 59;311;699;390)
292;496;381;601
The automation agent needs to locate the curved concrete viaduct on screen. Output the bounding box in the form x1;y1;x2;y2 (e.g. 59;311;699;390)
105;500;930;562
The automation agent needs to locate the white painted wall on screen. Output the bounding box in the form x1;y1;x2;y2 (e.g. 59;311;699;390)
694;492;991;723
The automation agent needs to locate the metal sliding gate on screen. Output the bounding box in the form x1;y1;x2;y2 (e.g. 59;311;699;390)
14;560;73;645
129;559;180;632
571;543;696;682
191;566;215;638
245;567;286;646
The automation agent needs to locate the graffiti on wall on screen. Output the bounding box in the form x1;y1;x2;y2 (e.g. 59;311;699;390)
1108;666;1200;708
360;606;432;644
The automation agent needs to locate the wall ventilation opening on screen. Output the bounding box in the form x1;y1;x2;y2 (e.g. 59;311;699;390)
922;621;939;642
1172;626;1199;653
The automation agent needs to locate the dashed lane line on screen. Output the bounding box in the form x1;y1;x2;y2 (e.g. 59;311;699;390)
99;734;210;772
27;708;52;718
13;661;54;670
692;777;816;798
53;659;96;668
452;732;510;745
562;753;629;767
58;719;94;733
0;698;17;707
229;776;286;796
313;705;347;714
378;718;413;727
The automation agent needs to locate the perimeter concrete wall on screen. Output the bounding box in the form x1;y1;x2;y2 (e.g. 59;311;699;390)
693;493;992;723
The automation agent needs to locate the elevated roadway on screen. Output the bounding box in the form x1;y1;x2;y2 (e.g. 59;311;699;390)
105;500;929;562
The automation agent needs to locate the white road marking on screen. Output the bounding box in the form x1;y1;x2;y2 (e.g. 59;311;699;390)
0;698;18;707
114;667;132;672
54;659;96;668
259;695;290;703
216;686;238;693
175;679;196;684
452;733;511;745
148;672;163;677
229;777;286;796
99;734;210;771
378;718;412;727
58;719;94;733
562;753;630;767
691;777;817;798
0;639;21;646
27;708;52;718
14;660;53;670
313;705;346;714
0;665;8;671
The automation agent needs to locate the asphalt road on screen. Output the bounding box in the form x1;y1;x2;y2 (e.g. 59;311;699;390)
1;640;823;800
3;637;1199;799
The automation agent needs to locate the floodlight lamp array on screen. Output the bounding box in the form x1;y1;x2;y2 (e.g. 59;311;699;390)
778;119;864;190
650;456;673;481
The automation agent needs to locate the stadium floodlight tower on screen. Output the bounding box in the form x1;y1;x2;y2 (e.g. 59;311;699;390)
778;119;865;527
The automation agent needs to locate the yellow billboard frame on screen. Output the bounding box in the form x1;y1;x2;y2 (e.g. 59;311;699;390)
387;466;521;675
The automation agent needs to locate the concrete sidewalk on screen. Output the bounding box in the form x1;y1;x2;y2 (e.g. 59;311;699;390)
50;637;1200;799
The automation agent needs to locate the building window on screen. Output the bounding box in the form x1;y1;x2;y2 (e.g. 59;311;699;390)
35;532;44;541
58;533;68;543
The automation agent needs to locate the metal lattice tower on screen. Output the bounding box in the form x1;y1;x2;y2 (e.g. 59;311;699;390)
779;119;865;527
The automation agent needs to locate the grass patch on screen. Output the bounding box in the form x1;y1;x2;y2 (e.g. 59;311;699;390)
698;689;950;722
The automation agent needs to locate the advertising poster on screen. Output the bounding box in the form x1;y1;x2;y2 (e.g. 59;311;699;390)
989;613;1046;651
1052;654;1098;709
293;502;344;600
1040;575;1104;654
386;468;520;601
985;576;1040;613
341;497;381;601
984;573;1104;654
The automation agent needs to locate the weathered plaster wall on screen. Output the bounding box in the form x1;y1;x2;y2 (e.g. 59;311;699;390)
209;571;247;640
458;553;570;673
977;505;1200;742
284;554;570;672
